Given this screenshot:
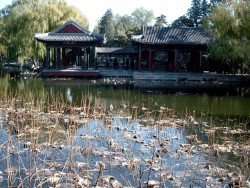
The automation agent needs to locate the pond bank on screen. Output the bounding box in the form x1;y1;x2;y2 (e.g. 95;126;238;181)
3;68;250;94
133;71;250;91
100;70;250;95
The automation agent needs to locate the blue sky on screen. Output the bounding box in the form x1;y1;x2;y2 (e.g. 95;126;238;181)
1;0;192;30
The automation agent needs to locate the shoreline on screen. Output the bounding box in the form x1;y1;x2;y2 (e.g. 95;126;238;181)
2;68;250;95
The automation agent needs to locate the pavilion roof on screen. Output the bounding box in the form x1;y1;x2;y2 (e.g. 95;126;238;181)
131;26;210;46
96;47;137;54
34;20;105;43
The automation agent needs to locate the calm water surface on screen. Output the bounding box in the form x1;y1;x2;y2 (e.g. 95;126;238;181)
41;79;250;117
3;77;249;117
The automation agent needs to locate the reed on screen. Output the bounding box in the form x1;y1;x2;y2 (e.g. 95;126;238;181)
0;77;249;187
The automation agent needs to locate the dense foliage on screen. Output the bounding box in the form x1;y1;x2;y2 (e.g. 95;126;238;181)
0;0;88;63
96;8;154;47
208;0;250;69
171;16;194;28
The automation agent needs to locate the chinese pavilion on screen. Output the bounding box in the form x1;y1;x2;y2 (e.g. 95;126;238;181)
34;20;105;77
131;27;210;72
35;21;211;77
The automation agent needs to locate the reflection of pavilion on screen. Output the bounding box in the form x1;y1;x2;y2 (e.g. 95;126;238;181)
35;20;105;77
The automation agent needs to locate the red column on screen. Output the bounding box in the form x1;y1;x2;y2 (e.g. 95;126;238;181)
57;48;61;68
164;51;167;71
46;46;50;68
169;50;177;71
62;48;65;59
190;51;201;72
138;46;142;71
197;51;202;72
149;49;152;71
173;50;177;71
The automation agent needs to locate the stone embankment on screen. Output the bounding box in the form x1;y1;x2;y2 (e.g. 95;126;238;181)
99;70;250;91
2;66;249;93
133;71;250;89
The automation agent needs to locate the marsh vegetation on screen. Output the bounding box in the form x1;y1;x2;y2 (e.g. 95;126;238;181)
0;76;249;187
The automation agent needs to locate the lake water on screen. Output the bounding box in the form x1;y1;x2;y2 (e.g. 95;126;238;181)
0;77;249;187
42;79;250;117
3;78;250;117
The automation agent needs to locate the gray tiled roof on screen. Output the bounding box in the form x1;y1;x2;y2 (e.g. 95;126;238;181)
35;33;104;42
131;27;210;45
34;20;104;43
96;47;137;54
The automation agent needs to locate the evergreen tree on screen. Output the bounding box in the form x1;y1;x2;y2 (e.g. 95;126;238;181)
154;14;167;27
201;0;210;18
210;0;224;6
98;9;116;46
187;0;211;27
200;0;211;27
188;0;202;27
171;15;194;27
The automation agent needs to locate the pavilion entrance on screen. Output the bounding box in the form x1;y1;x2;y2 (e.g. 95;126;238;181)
44;47;91;70
63;47;89;69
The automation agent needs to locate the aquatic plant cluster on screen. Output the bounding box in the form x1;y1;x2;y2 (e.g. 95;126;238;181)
0;79;249;187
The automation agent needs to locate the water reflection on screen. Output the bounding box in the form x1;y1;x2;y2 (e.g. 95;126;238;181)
0;104;248;187
66;87;73;103
43;79;250;117
0;77;249;117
